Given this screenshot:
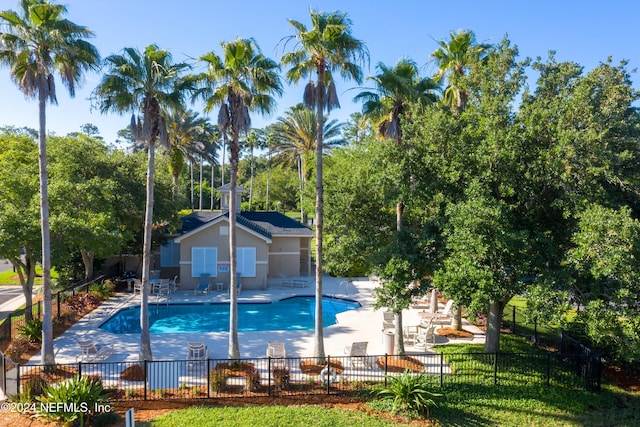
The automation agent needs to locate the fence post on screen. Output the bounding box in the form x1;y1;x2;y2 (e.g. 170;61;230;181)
384;354;388;388
326;355;331;395
493;352;499;385
143;360;148;401
7;315;11;342
1;354;5;394
206;358;211;398
78;361;82;378
16;364;20;395
546;352;551;387
267;357;271;397
439;354;444;387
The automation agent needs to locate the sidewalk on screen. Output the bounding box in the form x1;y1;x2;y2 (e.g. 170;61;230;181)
0;287;32;322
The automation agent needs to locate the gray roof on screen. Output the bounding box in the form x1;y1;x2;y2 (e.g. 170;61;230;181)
179;211;312;239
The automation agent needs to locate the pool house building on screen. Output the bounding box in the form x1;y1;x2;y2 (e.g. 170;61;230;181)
163;185;313;290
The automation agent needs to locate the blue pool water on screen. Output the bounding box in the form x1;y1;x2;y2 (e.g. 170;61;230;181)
99;296;361;334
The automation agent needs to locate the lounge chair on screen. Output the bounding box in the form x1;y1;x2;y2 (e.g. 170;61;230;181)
344;341;372;369
420;299;454;322
194;273;211;295
267;341;286;359
76;340;113;362
187;342;208;372
278;272;308;288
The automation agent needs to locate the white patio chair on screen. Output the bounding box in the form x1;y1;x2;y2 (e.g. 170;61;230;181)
344;341;372;369
187;342;208;372
76;340;113;362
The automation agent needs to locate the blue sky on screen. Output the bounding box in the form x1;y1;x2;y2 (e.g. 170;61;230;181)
1;0;639;146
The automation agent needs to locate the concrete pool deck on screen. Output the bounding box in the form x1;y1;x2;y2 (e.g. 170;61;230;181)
28;275;485;365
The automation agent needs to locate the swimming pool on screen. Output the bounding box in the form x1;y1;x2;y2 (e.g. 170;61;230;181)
99;296;361;334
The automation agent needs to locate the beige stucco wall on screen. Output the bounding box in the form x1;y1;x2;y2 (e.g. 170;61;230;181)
178;220;269;290
268;236;310;278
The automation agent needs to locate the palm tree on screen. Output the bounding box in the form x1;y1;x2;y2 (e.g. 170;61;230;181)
240;129;265;211
354;57;440;355
354;58;440;145
281;9;368;359
165;108;217;202
270;104;344;223
0;0;100;367
197;38;282;359
93;44;192;361
431;29;489;111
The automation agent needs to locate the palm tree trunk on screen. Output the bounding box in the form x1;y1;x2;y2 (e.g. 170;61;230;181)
266;147;271;210
395;202;406;356
139;144;155;362
190;160;194;212
221;135;227;186
228;130;240;359
298;156;304;222
199;155;203;211
313;69;326;360
38;87;55;368
211;161;216;211
249;145;254;210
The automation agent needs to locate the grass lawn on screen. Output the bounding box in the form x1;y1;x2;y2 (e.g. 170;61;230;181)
502;296;578;343
0;266;58;286
141;405;408;427
137;383;640;427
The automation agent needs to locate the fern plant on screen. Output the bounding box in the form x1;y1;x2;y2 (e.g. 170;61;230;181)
378;370;444;418
18;318;42;343
37;374;107;427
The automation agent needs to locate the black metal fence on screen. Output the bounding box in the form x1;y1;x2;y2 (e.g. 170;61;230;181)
501;304;560;345
0;275;106;350
4;350;600;401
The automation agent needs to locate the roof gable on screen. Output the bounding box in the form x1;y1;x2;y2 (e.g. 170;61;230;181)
176;211;312;242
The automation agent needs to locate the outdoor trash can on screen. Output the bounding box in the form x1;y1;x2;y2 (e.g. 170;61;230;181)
383;330;394;354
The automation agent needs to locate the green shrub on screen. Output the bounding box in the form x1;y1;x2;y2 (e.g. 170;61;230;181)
245;368;261;392
37;374;108;427
89;281;114;300
209;370;228;393
18;318;42;343
272;366;290;390
378;371;444;418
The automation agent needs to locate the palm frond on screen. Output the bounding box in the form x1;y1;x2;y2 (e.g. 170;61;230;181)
326;79;340;112
218;103;230;131
303;80;316;109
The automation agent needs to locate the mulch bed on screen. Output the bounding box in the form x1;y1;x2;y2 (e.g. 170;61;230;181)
299;359;345;375
213;361;257;377
120;364;145;381
376;355;424;373
436;327;474;339
21;364;78;387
